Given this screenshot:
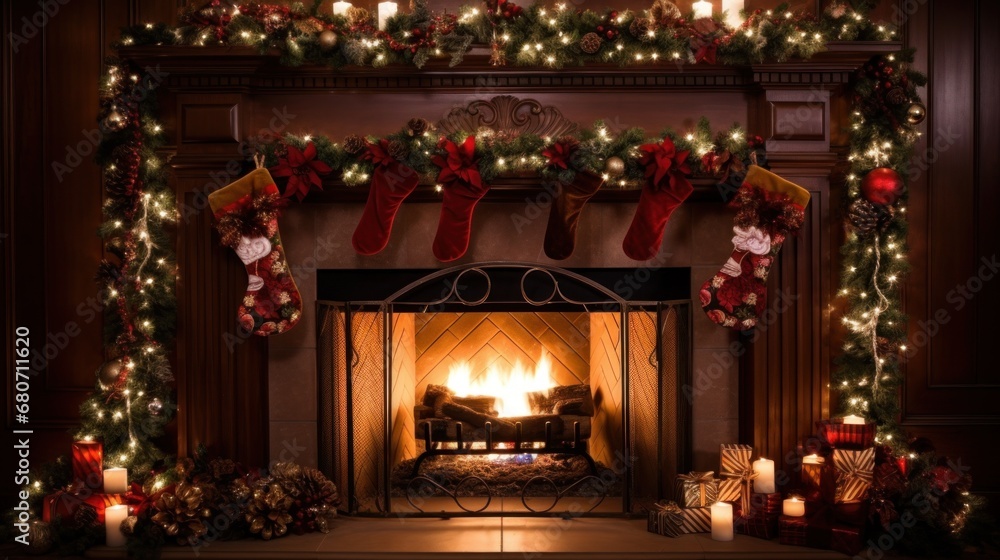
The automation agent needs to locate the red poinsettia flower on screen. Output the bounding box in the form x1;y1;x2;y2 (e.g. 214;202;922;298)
432;136;482;189
542;139;577;170
270;141;332;202
638;137;691;191
363;138;394;167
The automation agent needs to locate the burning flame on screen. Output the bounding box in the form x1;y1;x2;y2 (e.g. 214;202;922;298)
445;353;555;417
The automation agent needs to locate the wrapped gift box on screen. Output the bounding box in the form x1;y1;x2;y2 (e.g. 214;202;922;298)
719;444;755;510
832;447;875;503
816;418;876;449
674;471;719;508
800;457;837;504
42;489;124;524
779;514;807;546
647;501;711;537
734;492;781;539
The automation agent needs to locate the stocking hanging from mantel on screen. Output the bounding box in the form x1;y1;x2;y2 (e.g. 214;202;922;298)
431;136;490;262
351;139;420;256
209;166;302;336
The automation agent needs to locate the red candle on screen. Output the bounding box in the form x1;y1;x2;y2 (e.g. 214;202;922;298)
72;440;104;490
897;455;908;476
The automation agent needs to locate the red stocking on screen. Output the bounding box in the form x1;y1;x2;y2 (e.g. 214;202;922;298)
431;136;488;262
622;138;693;261
352;161;419;255
544;172;604;260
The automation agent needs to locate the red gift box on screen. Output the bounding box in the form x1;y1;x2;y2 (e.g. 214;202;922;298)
830;522;866;556
778;514;807;546
734;492;781;539
816;418;876;449
43;489;124;524
800;458;837;504
71;440;103;490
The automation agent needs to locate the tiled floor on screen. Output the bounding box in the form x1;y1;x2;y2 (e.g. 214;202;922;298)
84;517;850;559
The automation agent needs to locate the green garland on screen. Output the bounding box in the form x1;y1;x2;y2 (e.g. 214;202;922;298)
254;117;757;197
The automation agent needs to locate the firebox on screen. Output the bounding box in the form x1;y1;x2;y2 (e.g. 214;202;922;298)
317;263;692;516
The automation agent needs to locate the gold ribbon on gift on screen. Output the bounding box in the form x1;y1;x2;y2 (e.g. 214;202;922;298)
720;467;759;514
832;448;875;502
652;500;686;526
677;471;715;507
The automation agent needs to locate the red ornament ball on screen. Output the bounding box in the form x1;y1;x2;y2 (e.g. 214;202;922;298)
861;167;904;206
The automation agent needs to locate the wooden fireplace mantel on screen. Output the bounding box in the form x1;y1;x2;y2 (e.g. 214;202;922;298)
136;42;894;470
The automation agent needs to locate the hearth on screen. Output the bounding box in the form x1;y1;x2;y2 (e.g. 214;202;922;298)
317;263;692;516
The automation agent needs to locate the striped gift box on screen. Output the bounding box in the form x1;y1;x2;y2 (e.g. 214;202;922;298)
680;506;712;534
720;443;754;475
674;471;719;508
832;447;875;503
718;477;742;502
647;502;712;536
816;419;876;449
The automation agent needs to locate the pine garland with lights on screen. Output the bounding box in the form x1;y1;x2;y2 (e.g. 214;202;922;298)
113;0;897;70
76;58;177;478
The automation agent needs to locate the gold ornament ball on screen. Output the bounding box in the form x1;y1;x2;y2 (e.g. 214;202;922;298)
318;30;338;51
906;102;926;125
98;359;124;387
604;156;626;177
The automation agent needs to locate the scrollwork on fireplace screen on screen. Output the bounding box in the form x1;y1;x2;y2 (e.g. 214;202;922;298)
317;261;692;517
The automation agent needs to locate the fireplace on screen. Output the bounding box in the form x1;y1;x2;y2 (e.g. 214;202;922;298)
316;263;692;516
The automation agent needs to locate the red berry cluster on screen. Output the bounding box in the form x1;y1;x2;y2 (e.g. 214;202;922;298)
386;14;457;54
596;11;621;41
493;0;524;20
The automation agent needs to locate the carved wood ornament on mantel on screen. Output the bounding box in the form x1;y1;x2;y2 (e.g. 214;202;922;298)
144;42;891;467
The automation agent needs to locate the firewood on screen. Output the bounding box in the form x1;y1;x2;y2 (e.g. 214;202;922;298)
527;385;594;416
441;401;515;433
422;384;454;416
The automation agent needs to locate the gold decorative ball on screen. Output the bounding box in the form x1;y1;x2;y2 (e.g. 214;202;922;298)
906;102;926;125
604;156;626;177
98;358;124;387
318;29;338;51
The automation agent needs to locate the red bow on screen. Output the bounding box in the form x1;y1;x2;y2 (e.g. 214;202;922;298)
432;136;482;189
638;137;691;191
270;141;332;201
362;138;395;167
124;481;170;517
542;139;577;170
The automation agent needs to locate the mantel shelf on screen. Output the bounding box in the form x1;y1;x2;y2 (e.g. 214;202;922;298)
121;40;900;92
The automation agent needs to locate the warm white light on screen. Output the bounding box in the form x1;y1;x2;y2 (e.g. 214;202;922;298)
444;354;555;417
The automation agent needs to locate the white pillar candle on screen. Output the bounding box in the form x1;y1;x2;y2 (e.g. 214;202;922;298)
783;497;805;517
105;504;129;546
692;0;713;19
722;0;744;28
377;1;397;30
103;467;128;494
710;502;734;541
332;1;352;16
752;457;775;494
843;414;866;425
803;453;825;465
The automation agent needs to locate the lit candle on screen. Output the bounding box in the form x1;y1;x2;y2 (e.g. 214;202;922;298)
783;497;805;517
103;467;128;494
377;1;397;30
752;457;775;494
722;0;744;28
711;502;734;541
332;1;352;16
105;504;128;546
692;0;713;19
843;414;866;425
803;453;824;465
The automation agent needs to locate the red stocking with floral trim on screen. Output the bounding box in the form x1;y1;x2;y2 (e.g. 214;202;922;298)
699;165;810;331
209;168;302;336
431;136;489;262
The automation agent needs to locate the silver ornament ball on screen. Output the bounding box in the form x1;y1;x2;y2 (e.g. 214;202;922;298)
604;156;626;177
148;397;163;415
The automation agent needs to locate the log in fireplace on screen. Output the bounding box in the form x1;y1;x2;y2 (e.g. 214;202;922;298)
317;263;692;516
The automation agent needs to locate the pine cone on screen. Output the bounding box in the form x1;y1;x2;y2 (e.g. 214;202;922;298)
387;140;409;160
246;483;293;540
209;458;237;479
886;87;908;105
151;481;211;545
629;17;652;41
293;17;324;34
579;32;602;54
407;117;430;137
346;6;372;27
650;0;681;25
848;198;894;237
106;142;141;199
72;503;98;530
296;467;341;510
343;134;368;155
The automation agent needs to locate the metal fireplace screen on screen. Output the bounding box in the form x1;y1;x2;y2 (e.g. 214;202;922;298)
317;263;691;516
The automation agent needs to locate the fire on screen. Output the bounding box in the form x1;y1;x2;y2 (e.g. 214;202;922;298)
445;353;555;417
